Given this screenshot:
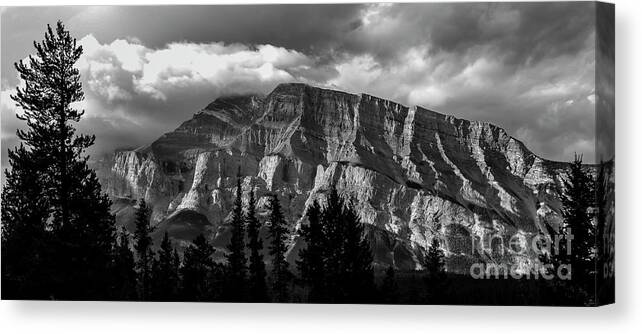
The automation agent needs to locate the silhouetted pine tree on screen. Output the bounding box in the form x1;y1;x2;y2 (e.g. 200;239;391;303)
320;187;345;302
133;198;153;300
267;194;291;302
424;237;446;302
341;197;374;302
559;155;596;295
425;238;445;280
225;177;247;301
319;186;374;303
1;21;115;299
246;188;268;302
380;265;399;304
296;201;325;302
151;232;179;301
111;227;137;300
181;234;215;301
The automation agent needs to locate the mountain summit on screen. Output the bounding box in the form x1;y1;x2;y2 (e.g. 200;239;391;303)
104;83;571;271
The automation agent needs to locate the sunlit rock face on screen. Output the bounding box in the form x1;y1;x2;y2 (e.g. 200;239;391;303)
103;83;575;272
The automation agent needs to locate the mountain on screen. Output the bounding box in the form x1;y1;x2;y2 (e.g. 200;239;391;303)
101;83;575;272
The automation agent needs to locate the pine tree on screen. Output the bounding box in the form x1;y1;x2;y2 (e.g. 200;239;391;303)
267;194;291;302
151;232;179;301
341;197;374;302
425;238;446;280
320;187;345;302
181;234;215;301
559;155;596;290
296;201;325;302
424;237;446;302
1;21;115;299
225;177;247;301
133;198;153;300
110;227;137;300
319;186;374;303
380;265;399;303
246;188;268;302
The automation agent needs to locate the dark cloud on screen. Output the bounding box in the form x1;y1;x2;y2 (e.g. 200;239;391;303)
336;2;595;66
1;3;605;167
66;5;366;58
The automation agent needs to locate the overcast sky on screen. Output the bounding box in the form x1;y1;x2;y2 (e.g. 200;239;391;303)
1;3;609;167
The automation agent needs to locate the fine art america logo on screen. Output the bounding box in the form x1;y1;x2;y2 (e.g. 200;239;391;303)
468;230;574;280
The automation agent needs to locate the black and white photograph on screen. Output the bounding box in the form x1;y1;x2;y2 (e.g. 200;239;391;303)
0;1;615;309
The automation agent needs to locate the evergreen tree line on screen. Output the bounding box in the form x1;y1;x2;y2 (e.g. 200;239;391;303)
117;179;447;303
107;185;281;302
113;177;420;303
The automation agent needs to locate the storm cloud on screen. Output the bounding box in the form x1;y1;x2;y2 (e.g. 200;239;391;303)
1;2;606;168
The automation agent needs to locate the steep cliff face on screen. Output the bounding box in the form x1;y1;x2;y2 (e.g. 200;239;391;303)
105;83;572;271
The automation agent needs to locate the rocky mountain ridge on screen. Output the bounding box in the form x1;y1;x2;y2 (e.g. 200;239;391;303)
102;83;574;272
